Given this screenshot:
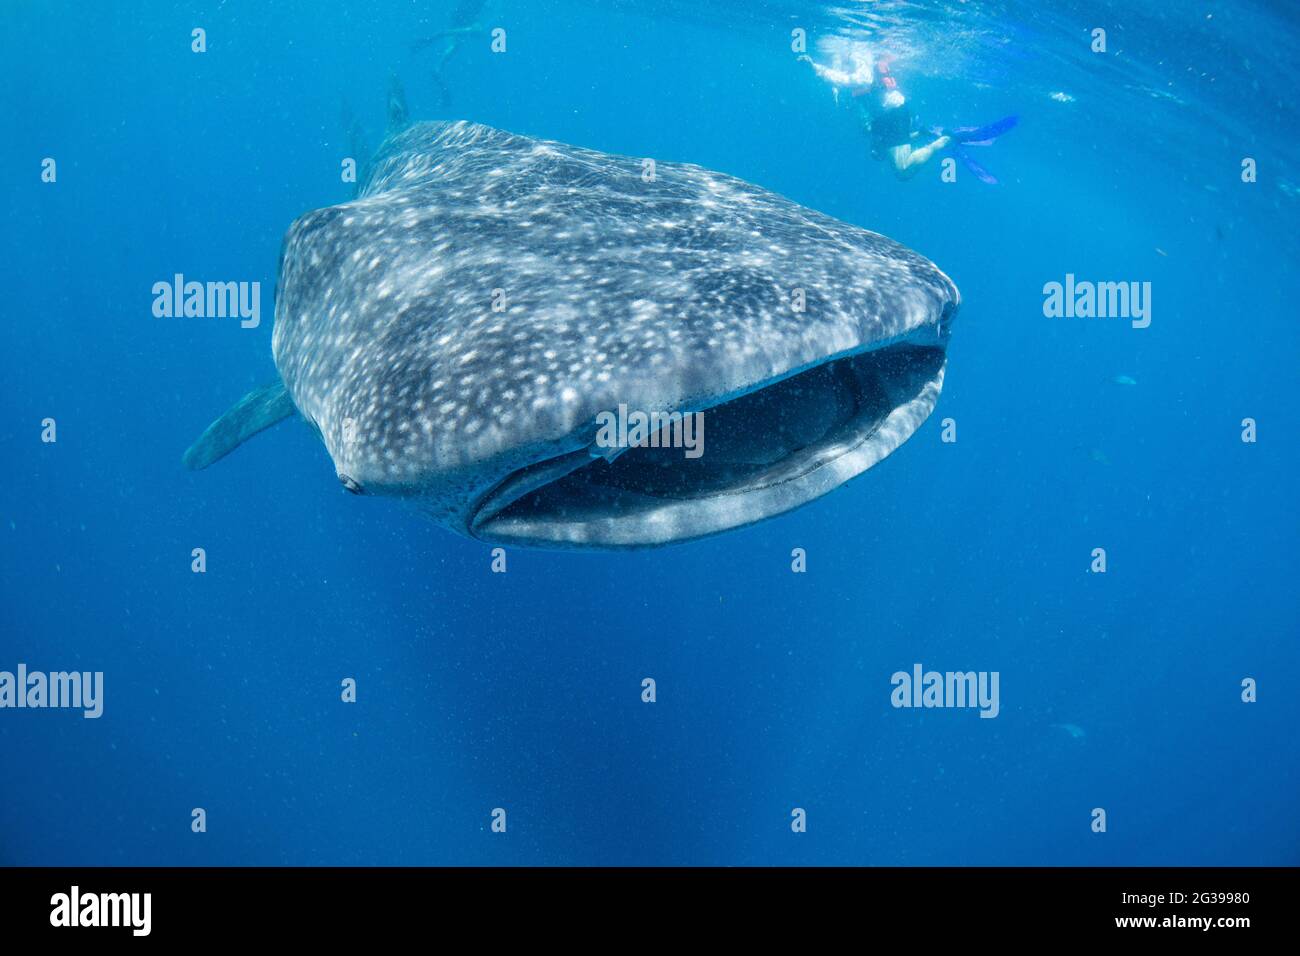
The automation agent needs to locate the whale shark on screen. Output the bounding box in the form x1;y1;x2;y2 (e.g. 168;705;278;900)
184;120;960;549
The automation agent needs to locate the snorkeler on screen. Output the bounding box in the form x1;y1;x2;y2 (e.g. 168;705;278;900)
800;50;948;177
802;48;1016;182
861;61;950;178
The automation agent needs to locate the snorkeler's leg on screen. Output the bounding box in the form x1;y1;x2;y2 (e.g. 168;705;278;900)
892;136;950;172
909;135;951;165
889;145;915;174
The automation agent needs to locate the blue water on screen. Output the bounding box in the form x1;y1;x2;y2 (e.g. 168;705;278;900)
2;0;1297;865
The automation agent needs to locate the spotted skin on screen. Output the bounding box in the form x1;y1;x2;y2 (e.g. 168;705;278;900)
267;122;959;532
166;120;966;545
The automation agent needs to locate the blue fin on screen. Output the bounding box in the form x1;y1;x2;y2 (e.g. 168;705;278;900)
949;115;1018;145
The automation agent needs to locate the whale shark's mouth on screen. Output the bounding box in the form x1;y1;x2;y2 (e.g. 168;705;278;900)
469;340;947;549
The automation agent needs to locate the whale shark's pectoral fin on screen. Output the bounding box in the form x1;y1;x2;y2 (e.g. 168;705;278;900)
182;381;296;470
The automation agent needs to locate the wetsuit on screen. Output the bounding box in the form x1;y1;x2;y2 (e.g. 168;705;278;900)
869;104;914;157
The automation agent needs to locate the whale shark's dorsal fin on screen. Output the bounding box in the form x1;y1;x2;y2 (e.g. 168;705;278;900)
182;381;296;470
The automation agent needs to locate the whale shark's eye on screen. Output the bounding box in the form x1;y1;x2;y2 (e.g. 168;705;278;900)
339;474;364;495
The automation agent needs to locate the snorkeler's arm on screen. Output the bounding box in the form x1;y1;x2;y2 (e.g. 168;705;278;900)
799;55;850;87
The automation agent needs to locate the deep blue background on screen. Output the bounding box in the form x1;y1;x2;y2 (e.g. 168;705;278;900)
2;0;1297;864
